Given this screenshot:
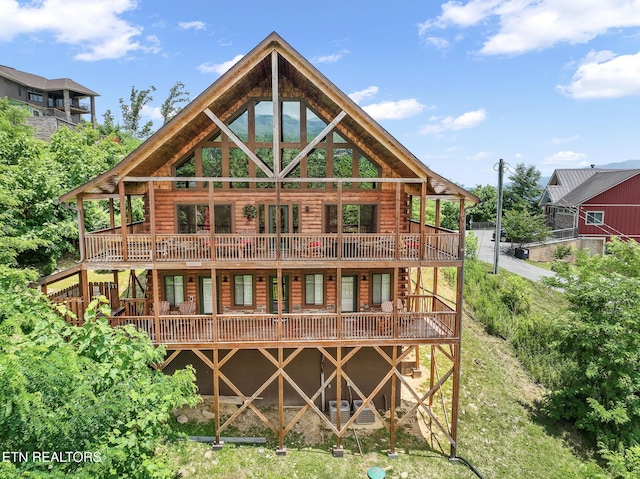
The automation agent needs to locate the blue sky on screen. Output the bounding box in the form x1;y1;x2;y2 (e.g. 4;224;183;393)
1;0;640;188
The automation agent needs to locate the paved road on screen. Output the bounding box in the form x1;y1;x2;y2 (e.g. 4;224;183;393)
468;229;555;282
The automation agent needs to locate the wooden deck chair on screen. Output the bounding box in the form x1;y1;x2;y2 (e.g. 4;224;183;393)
155;300;170;315
396;298;407;312
178;300;196;315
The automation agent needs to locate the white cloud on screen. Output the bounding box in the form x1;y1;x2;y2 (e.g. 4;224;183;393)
419;108;487;134
348;86;379;103
0;0;147;61
362;99;427;120
557;50;640;98
420;0;640;56
179;21;206;30
197;54;244;75
551;134;579;144
469;151;494;162
311;50;349;64
423;36;450;49
542;150;589;166
141;104;163;122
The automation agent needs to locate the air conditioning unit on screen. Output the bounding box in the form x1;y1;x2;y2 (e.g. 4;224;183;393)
352;399;376;425
329;400;350;426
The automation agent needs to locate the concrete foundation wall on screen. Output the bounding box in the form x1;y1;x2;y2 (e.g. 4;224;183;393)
526;238;605;262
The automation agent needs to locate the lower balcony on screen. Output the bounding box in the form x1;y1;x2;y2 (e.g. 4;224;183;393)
106;310;456;347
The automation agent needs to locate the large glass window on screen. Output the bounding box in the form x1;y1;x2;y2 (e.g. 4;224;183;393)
371;273;391;305
173;99;380;189
234;274;254;306
177;204;232;233
28;90;43;103
164;275;184;307
325;204;377;233
305;274;324;306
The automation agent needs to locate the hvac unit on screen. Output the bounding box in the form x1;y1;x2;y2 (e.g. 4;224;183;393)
328;400;350;425
352;399;376;425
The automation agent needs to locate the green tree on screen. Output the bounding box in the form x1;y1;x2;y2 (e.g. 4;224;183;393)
543;239;640;450
161;81;190;124
119;85;156;138
0;267;199;478
504;163;544;214
468;184;498;225
502;209;551;245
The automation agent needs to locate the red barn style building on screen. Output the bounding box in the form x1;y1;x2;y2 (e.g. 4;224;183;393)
540;168;640;241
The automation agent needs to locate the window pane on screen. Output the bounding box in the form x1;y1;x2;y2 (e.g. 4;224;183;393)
234;276;244;305
305;275;314;304
307;149;326;189
305;274;323;305
177;205;195;233
343;205;359;233
174;276;185;304
229;148;249;188
176;156;196;188
306;108;326;142
243;274;253;305
229;110;249;141
314;274;323;305
214;205;232;233
360;205;376;233
358;154;378;189
255;101;273;142
282;101;300;142
202;147;222;188
372;273;391;304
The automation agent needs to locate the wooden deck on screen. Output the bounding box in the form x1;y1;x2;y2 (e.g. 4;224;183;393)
84;232;460;263
108;310;456;347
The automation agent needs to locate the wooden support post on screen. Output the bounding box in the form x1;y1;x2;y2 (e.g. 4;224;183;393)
395;182;401;260
420;181;426;261
333;346;343;456
80;268;89;309
209;182;215;261
152;268;160;344
211;267;218;342
212;348;223;449
429;345;436;407
109;198;115;229
77;197;85;261
276;347;286;455
388;345;398;458
119;181;128;261
449;198;466;458
148;181;156;262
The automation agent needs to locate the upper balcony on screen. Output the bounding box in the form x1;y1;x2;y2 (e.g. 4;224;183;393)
83;231;461;265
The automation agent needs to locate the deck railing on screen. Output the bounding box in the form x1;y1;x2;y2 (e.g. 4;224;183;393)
84;232;460;263
108;310;456;345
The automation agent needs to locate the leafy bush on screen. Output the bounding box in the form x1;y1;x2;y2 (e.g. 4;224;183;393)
543;239;640;450
0;267;199;478
552;244;573;260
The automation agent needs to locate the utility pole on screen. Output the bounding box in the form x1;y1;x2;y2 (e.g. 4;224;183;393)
493;159;505;274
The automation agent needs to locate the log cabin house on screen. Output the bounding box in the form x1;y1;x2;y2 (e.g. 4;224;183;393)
39;33;478;457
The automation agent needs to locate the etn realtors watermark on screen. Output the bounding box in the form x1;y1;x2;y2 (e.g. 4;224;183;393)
2;451;101;463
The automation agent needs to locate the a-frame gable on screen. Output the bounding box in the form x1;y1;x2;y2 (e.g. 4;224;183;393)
61;32;476;203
